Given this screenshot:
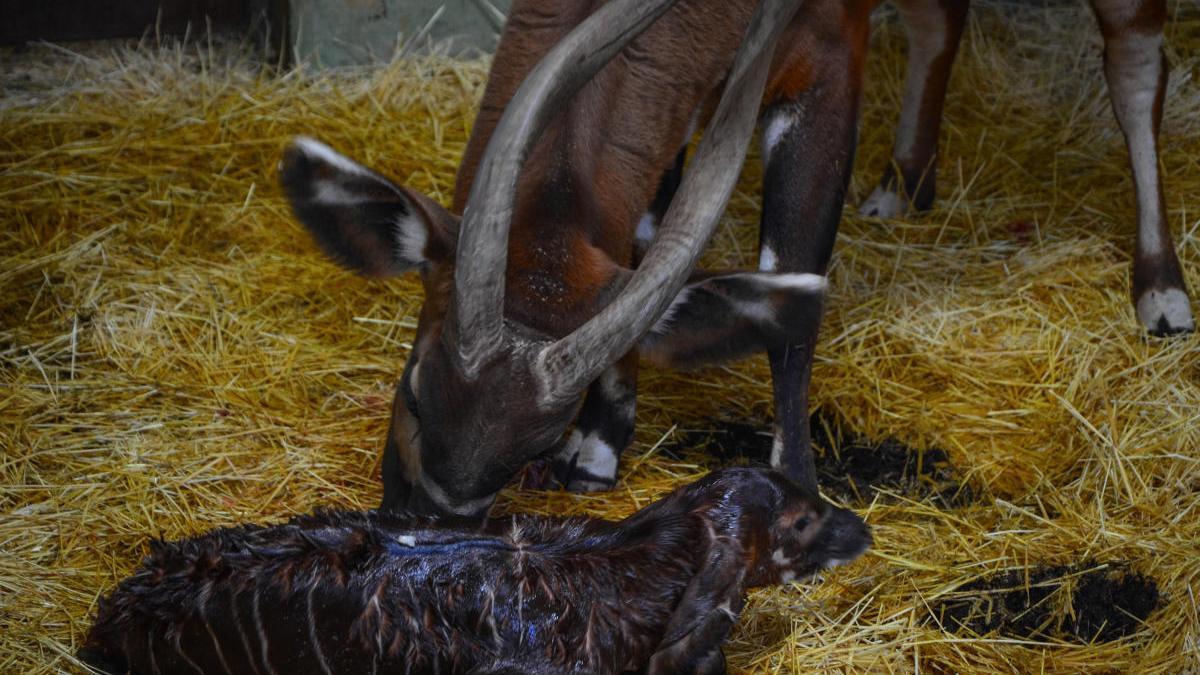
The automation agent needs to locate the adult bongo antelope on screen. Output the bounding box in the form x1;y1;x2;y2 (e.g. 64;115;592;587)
861;0;1193;335
280;0;838;519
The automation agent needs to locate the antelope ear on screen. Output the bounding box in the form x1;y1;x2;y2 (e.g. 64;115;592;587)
279;136;455;277
638;271;827;369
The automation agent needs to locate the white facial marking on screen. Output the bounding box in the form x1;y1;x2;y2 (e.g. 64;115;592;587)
419;473;495;516
758;244;778;272
772;548;792;566
293;136;370;176
635;212;657;244
1137;287;1195;332
859;185;910;218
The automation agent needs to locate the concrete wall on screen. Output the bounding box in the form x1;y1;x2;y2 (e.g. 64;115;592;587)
286;0;512;67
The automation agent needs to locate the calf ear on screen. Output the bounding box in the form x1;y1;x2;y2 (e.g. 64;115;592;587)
638;272;827;369
279;136;454;277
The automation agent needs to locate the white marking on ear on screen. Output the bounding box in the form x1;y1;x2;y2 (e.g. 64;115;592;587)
635;212;657;244
758;244;777;272
1137;287;1195;332
747;272;827;293
394;210;428;265
292;136;370;176
312;181;363;205
649;287;692;336
737;299;776;324
860;185;909;218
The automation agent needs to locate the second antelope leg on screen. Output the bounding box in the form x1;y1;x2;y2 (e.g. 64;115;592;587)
860;0;968;218
551;352;638;492
1090;0;1193;335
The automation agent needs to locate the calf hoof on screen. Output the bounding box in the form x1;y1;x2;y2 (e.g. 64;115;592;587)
1136;287;1195;336
859;185;910;218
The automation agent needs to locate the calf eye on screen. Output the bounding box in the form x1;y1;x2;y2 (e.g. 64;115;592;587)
793;515;812;531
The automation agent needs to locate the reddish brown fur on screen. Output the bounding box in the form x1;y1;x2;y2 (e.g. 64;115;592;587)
450;0;873;339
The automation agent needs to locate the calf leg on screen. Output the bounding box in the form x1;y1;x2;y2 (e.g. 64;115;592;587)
860;0;968;217
551;352;638;492
1090;0;1193;334
647;539;744;675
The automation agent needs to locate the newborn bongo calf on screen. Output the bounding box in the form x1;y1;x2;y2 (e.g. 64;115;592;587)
80;468;870;675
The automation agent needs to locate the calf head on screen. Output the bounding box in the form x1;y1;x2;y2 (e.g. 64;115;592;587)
685;468;871;586
279;0;812;519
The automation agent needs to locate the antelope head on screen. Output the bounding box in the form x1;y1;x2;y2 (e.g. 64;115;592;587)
280;0;804;519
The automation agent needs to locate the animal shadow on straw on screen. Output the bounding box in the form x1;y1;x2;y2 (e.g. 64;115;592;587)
662;412;975;507
930;562;1159;643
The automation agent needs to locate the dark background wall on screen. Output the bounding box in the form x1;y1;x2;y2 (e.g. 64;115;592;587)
0;0;277;44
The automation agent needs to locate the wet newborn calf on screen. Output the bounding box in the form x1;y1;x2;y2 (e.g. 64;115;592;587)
81;468;871;674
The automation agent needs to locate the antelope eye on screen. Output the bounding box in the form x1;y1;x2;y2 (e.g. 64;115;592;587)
793;515;812;531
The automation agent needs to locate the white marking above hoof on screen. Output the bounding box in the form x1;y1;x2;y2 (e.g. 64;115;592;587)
859;186;909;219
557;432;619;493
758;245;778;272
1136;287;1195;335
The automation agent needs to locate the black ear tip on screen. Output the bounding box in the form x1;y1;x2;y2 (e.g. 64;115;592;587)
279;140;317;185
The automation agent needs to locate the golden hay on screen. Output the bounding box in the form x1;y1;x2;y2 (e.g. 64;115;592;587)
2;3;1199;673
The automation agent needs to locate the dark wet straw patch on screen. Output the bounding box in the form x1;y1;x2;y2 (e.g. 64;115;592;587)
664;412;972;505
932;563;1159;643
